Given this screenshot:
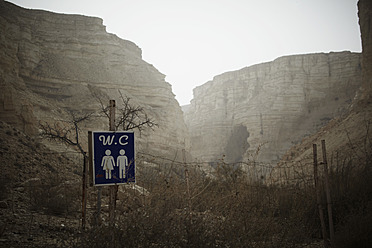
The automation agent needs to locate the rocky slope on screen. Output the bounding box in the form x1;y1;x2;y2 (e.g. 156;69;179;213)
0;0;190;160
0;121;83;246
184;52;362;164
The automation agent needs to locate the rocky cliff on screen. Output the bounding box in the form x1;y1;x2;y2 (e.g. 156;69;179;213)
267;0;372;182
184;52;362;164
0;1;190;159
358;0;372;101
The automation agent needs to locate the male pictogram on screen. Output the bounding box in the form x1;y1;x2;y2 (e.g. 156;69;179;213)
117;149;128;179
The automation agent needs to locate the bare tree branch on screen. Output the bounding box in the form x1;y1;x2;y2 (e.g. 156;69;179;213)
91;90;158;133
91;90;110;119
116;91;158;133
39;111;94;157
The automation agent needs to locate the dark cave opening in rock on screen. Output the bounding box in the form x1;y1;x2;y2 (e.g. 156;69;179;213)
224;124;250;163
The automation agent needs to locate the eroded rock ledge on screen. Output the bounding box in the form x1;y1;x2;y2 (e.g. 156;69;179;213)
184;52;362;164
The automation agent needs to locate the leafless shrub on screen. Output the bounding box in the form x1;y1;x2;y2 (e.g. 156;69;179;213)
35;114;372;247
27;176;80;216
330;154;372;248
95;90;157;132
39;110;93;157
0;177;9;201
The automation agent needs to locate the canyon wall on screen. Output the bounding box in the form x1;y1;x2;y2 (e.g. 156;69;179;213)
184;52;362;164
358;0;372;101
0;1;190;159
268;0;372;181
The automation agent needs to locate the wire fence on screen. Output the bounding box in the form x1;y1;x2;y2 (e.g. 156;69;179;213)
1;145;371;247
1;148;317;212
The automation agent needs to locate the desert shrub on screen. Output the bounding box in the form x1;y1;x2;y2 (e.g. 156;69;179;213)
0;177;9;201
28;175;80;216
77;147;371;247
335;204;372;248
330;154;372;248
141;163;316;247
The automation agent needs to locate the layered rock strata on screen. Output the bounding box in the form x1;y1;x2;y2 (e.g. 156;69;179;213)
184;52;362;164
0;1;189;159
358;0;372;101
268;0;372;182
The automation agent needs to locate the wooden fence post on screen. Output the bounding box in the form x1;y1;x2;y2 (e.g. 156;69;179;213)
81;154;88;230
313;144;328;248
183;149;192;223
321;140;335;247
108;100;118;227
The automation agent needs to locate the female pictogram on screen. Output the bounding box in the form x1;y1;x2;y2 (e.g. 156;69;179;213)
101;149;115;179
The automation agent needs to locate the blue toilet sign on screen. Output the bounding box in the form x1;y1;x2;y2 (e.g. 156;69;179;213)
91;131;135;186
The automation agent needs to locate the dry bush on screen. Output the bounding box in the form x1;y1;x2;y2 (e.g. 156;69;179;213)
76;133;372;248
335;205;372;248
327;124;372;248
0;177;9;201
27;175;80;216
330;156;372;248
77;160;321;247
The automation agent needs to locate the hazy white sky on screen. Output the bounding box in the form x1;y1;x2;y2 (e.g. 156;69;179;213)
8;0;361;105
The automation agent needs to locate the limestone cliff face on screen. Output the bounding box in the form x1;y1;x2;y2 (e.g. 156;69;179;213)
0;1;189;159
268;0;372;181
184;52;362;164
358;0;372;100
